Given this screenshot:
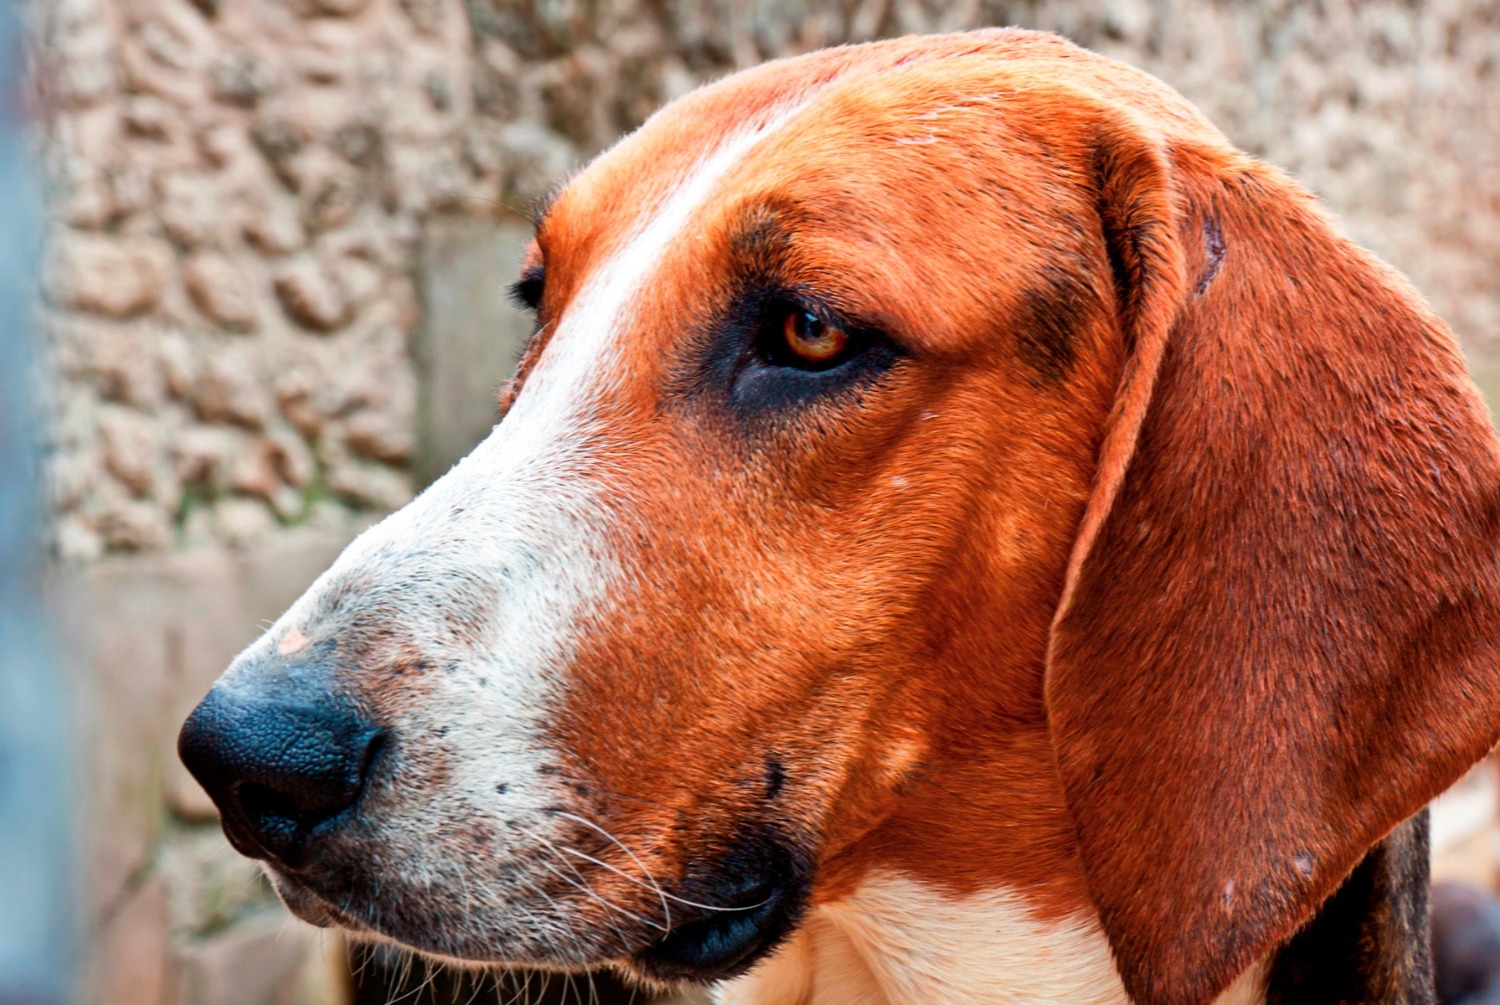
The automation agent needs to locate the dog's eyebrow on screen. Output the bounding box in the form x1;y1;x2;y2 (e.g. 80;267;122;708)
726;200;801;267
526;182;565;232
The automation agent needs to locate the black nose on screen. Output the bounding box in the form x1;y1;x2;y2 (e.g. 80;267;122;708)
178;686;384;866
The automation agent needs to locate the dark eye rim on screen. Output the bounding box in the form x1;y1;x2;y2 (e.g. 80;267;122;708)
509;264;545;311
705;286;906;415
749;293;896;376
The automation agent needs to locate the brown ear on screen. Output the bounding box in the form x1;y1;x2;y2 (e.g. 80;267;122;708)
1047;121;1500;1005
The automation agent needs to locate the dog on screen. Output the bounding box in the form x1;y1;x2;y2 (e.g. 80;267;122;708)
178;29;1500;1005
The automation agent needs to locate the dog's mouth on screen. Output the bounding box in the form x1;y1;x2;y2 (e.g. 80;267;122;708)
631;828;810;983
267;868;367;932
265;825;812;982
632;876;791;981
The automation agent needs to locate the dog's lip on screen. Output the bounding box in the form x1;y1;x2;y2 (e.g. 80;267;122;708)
630;876;790;982
266;826;811;979
268;869;367;932
278;867;794;976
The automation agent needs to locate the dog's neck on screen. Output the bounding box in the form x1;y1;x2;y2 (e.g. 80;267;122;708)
714;874;1267;1005
715;810;1433;1005
1262;809;1434;1004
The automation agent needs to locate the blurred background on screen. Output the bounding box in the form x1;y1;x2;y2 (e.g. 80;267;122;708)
4;1;1500;1003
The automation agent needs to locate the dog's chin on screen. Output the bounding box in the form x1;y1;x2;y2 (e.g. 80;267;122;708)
263;828;813;985
265;869;367;932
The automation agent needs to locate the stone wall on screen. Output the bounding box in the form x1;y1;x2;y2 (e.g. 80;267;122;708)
31;1;1500;1003
34;0;1500;561
56;526;365;1004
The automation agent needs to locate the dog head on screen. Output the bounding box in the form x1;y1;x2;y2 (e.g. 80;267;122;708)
179;30;1500;1004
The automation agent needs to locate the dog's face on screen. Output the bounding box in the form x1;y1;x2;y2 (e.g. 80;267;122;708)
187;36;1124;978
181;30;1500;1005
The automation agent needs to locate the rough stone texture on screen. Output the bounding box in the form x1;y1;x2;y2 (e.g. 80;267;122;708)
182;251;260;332
43;232;171;318
32;0;1500;560
414;215;533;483
86;878;172;1005
28;1;1500;1004
171;912;347;1005
33;0;439;559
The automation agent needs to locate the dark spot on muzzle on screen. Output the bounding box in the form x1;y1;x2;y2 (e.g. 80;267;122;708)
764;756;786;799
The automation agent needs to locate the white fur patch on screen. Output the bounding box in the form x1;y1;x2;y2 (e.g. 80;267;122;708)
1216;962;1268;1005
715;873;1266;1005
217;99;816;961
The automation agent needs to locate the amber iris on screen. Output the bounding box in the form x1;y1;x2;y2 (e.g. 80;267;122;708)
782;310;849;365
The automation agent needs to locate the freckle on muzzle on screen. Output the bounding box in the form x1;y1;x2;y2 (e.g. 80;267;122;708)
178;683;385;869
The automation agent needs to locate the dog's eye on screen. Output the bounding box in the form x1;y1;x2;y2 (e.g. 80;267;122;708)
509;265;545;311
760;306;864;372
722;296;902;412
776;310;851;368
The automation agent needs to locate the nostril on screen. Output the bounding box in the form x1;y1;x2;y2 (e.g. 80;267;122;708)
234;782;306;853
237;781;302;826
358;730;386;786
228;729;384;863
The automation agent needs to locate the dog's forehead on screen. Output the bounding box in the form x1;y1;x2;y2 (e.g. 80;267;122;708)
522;79;1056;379
552;70;905;233
530;43;1218;360
542;31;1218;247
532;60;833;260
524;73;985;354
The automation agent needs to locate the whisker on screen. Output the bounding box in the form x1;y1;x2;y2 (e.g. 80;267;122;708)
512;823;667;933
501;967;529;1005
460;967;489;1005
530;851;662;933
554;811;771;914
551;811;674;927
515;847;639;952
556;843;770;916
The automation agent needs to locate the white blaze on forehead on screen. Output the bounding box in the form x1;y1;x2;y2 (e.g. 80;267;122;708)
253;98;814;655
206;96;820;962
512;98;814;426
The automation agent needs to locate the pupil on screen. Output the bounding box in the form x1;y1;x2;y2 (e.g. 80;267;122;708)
799;312;822;341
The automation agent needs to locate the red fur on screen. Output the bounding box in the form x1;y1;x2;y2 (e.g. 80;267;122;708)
498;30;1500;1003
1049;137;1500;1003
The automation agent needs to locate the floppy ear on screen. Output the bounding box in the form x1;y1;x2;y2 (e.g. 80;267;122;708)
1046;119;1500;1005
